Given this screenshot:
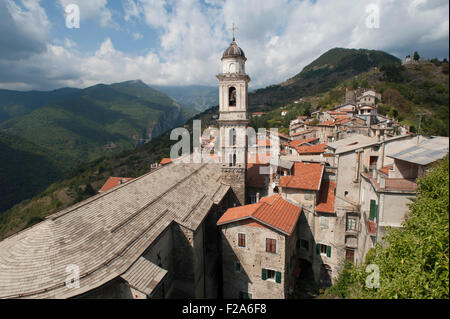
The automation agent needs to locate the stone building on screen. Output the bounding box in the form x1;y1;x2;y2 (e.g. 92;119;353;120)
217;194;302;299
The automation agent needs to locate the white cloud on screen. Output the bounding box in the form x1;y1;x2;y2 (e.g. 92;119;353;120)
0;0;448;90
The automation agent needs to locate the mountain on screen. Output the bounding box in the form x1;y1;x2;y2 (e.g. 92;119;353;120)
153;85;218;112
248;48;401;110
0;80;186;164
0;80;189;213
0;131;74;214
0;87;79;122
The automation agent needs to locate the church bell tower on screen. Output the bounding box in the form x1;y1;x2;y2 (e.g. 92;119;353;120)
217;34;250;206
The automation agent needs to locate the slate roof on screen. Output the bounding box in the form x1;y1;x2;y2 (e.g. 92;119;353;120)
0;163;228;299
217;194;302;235
387;136;449;166
120;257;167;296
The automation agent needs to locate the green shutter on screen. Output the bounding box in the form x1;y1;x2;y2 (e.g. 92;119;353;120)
276;271;282;283
262;268;267;280
316;244;321;255
326;245;332;258
376;203;379;221
369;200;376;220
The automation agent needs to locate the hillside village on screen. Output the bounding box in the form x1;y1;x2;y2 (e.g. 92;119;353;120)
0;37;447;300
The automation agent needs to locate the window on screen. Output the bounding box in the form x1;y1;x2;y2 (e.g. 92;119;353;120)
346;215;358;232
229;128;236;147
317;244;332;257
235;262;241;273
261;268;281;283
238;233;246;248
266;238;277;253
369;200;378;221
239;291;252;299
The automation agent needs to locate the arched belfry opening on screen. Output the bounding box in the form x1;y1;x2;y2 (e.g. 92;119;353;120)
229;86;236;107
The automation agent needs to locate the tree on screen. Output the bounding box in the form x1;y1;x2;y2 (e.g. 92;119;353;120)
413;51;420;61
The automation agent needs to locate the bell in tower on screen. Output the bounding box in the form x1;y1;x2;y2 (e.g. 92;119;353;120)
217;32;250;206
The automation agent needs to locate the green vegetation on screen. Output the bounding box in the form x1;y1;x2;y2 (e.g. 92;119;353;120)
0;81;189;213
324;156;449;299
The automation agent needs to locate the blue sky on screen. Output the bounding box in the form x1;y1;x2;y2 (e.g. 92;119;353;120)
0;0;448;91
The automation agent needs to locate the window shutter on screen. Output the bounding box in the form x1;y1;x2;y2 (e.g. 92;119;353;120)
327;245;332;258
276;271;282;283
316;244;320;255
262;268;267;280
296;239;300;249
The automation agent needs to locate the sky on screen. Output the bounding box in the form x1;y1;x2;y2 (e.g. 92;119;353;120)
0;0;448;91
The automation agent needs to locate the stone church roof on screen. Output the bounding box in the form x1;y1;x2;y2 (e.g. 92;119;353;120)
0;163;229;299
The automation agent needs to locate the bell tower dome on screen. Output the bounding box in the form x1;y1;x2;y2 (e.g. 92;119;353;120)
217;35;250;206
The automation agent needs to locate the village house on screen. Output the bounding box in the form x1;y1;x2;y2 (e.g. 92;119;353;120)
217;194;302;299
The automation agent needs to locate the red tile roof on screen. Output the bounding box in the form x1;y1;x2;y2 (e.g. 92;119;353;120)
295;143;328;154
217;194;302;235
160;158;172;165
288;137;318;148
291;129;313;137
328;112;347;115
279;162;324;191
379;165;393;175
315;181;336;214
99;177;134;192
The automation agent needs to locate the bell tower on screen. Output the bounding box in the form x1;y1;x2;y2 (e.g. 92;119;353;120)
217;34;250;206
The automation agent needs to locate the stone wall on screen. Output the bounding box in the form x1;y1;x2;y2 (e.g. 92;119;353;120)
220;221;287;299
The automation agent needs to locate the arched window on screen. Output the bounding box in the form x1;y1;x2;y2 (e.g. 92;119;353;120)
229;86;236;107
233;154;237;166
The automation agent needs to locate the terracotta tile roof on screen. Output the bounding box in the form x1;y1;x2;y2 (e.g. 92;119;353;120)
160;158;172;165
291;129;314;137
317;120;336;127
279;162;324;191
315;181;336;214
379;165;393;175
295;143;328;154
99;177;134;192
217;194;302;235
328;112;347;115
288;137;318;148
